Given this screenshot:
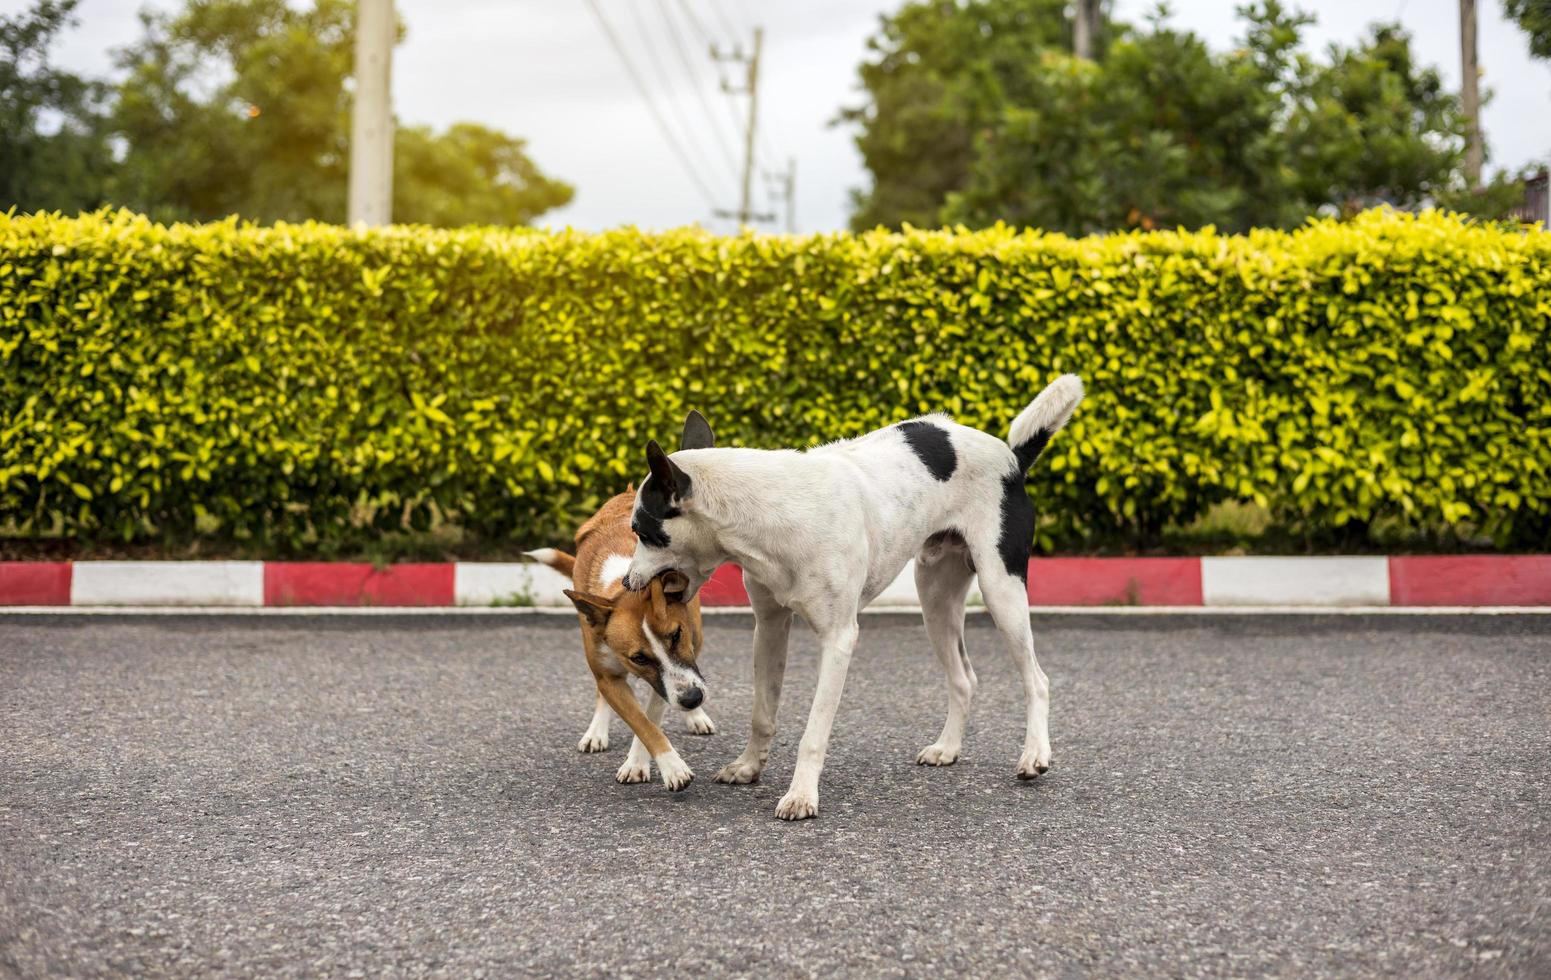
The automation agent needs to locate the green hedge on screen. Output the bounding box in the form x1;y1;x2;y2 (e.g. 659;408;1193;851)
1;208;1547;554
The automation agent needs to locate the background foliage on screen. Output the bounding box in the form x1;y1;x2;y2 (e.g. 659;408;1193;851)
1;0;572;227
1506;0;1551;60
843;0;1531;234
1;208;1547;557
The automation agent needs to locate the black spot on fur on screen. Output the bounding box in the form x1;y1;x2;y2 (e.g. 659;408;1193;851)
996;471;1034;580
897;420;957;481
633;474;679;549
1012;429;1053;474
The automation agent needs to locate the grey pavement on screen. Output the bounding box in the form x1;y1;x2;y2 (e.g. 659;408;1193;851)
1;612;1548;978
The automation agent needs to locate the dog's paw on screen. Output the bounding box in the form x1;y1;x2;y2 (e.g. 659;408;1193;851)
655;750;694;792
577;729;610;753
1015;747;1052;780
774;787;819;821
713;757;762;784
916;742;961;766
683;708;717;736
616;756;652;784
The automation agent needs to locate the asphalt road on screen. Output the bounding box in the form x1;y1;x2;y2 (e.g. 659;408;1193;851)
2;612;1548;978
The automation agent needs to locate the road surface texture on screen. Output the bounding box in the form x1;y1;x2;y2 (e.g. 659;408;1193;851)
2;612;1548;978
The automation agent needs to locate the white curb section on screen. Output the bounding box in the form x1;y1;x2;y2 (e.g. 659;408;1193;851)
70;560;265;607
454;562;571;607
1201;556;1390;607
870;561;920;607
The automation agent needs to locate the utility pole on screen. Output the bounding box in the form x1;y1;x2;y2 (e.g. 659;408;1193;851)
712;27;769;226
1459;0;1483;188
348;0;395;226
1073;0;1102;61
764;157;796;233
782;157;795;233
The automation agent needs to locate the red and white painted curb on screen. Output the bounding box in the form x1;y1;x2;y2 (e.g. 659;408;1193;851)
2;556;1549;608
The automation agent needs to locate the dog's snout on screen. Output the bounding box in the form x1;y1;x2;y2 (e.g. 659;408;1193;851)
678;688;704;710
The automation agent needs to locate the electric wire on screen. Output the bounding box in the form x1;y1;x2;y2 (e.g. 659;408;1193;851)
583;0;722;208
653;0;742;184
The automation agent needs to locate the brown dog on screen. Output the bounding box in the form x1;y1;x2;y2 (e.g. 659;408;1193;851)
525;490;713;791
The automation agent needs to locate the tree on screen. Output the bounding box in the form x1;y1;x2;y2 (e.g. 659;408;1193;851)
1505;0;1551;59
944;10;1298;233
1280;22;1465;214
0;0;114;214
845;0;1477;233
837;0;1079;230
110;0;571;226
394;123;573;228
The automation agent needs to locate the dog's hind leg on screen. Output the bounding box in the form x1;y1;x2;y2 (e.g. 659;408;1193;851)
578;691;613;753
914;545;977;766
969;487;1052;780
978;566;1051;779
714;578;792;785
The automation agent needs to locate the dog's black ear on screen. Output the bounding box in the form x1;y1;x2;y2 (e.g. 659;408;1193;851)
680;410;714;451
659;569;691;602
564;589;613;628
645;439;691;497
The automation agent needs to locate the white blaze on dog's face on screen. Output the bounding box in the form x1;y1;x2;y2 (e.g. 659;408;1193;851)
623;411;717;598
567;572;707;710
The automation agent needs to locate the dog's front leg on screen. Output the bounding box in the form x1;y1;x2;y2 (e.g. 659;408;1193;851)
714;583;793;785
596;676;694;791
775;617;860;821
578;691;613;753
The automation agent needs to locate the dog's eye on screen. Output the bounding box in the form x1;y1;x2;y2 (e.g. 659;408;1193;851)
630;652;653;667
670;627;682;647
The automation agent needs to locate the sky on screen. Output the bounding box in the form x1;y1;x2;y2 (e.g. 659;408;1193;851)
14;0;1551;232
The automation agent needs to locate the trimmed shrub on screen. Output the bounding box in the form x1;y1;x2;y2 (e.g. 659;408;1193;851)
1;208;1547;554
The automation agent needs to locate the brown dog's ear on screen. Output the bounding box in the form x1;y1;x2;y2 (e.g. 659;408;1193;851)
680;410;714;451
659;569;691;603
564;589;613;628
647;576;668;621
645;439;690;498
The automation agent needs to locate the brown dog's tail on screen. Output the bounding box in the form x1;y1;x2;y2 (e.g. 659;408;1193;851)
522;548;575;578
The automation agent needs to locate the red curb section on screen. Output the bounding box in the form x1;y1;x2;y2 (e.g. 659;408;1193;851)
1389;555;1551;607
4;558;1551;607
0;562;72;605
1028;557;1202;606
699;564;750;607
263;563;455;607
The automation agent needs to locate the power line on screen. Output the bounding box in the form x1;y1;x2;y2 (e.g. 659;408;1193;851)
583;0;722;209
689;7;754;151
654;0;742;183
673;0;717;47
706;0;743;47
717;0;756;40
628;0;733;200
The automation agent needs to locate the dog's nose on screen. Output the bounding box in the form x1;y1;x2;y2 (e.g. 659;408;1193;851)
678;688;704;710
621;573;637;591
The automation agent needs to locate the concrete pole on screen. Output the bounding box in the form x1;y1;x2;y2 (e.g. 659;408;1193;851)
785;157;796;234
737;27;763;225
348;0;395;226
1460;0;1483;188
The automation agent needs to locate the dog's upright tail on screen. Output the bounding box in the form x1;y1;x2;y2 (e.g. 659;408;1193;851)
523;548;576;579
1008;374;1084;472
